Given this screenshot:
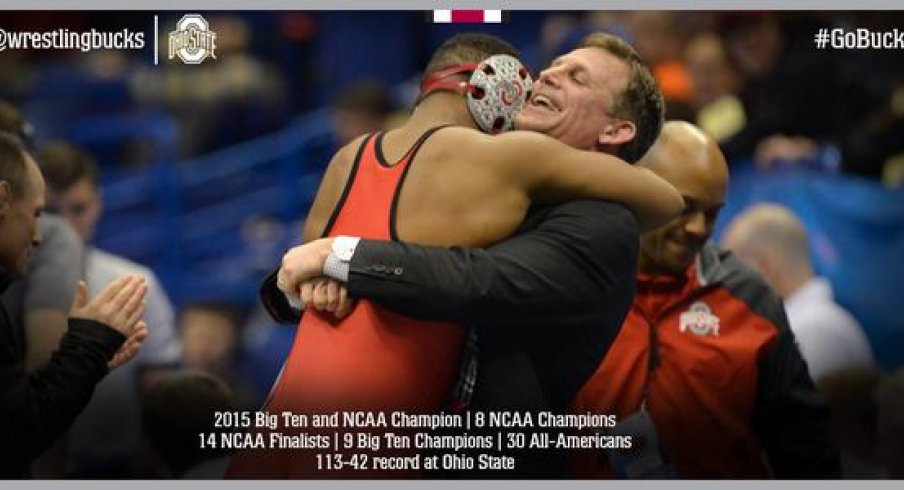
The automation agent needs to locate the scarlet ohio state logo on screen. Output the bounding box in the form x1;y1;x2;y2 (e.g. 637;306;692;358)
499;80;523;106
679;301;721;337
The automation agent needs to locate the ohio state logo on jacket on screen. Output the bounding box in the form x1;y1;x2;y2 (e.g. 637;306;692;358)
679;301;720;336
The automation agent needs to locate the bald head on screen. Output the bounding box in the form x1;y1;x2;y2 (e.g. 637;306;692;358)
641;121;729;201
723;203;810;256
722;203;813;297
637;121;730;276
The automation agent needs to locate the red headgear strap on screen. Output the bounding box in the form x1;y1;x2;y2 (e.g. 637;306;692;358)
419;63;480;99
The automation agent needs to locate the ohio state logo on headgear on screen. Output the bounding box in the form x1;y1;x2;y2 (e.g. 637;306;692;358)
467;54;532;133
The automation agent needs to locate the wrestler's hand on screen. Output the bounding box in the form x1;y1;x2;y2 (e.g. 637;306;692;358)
70;276;147;337
300;277;356;320
109;321;148;369
277;238;334;306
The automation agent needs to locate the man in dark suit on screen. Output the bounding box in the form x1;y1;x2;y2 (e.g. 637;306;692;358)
271;33;665;477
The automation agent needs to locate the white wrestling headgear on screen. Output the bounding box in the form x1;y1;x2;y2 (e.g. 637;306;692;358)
419;54;534;134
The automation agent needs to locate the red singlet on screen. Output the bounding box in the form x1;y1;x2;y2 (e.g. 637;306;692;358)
227;128;465;478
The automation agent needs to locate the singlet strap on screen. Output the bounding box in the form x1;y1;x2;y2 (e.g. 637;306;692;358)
374;125;453;168
320;132;379;237
388;125;453;240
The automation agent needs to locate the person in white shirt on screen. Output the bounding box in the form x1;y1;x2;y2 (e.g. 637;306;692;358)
39;141;182;475
723;203;875;383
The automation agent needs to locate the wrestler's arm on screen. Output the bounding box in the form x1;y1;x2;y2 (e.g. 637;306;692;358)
484;131;682;232
343;199;637;324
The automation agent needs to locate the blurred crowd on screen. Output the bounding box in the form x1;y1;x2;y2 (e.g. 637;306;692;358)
1;10;903;478
1;12;903;182
531;12;904;183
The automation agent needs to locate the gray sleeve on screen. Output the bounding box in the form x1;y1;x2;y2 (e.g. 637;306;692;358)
136;272;182;366
23;215;83;311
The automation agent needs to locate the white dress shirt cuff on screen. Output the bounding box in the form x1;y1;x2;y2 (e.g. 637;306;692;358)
322;236;361;282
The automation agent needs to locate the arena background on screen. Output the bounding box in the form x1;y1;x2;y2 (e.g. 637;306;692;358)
2;10;903;404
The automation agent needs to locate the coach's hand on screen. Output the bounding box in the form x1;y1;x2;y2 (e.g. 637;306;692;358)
109;320;149;369
70;276;147;336
277;238;334;306
301;277;356;320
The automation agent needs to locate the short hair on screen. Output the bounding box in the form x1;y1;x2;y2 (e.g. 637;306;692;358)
578;32;665;163
37;141;100;192
423;33;520;82
142;370;235;476
0;131;29;198
0;100;34;149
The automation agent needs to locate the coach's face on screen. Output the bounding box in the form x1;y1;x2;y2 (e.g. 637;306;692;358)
0;153;44;278
516;47;635;152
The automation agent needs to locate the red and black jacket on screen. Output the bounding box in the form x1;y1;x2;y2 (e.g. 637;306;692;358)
572;244;840;478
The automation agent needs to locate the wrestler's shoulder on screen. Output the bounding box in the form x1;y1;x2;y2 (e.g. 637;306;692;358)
432;127;559;153
338;134;370;157
326;134;370;170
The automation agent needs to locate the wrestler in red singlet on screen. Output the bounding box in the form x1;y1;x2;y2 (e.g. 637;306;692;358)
228;127;463;477
272;127;465;414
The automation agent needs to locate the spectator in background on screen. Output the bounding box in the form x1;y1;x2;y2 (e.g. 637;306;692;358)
330;80;396;146
0;102;35;146
0;214;82;371
822;12;904;181
723;203;875;383
876;367;904;477
39;142;182;476
180;302;257;410
142;370;235;478
683;33;744;142
717;13;842;170
841;81;904;183
622;12;694;119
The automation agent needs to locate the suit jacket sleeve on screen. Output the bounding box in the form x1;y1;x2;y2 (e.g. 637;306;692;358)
346;199;639;325
0;318;124;476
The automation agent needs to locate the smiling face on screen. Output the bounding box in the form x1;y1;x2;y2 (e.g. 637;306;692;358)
516;47;631;151
638;122;728;276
